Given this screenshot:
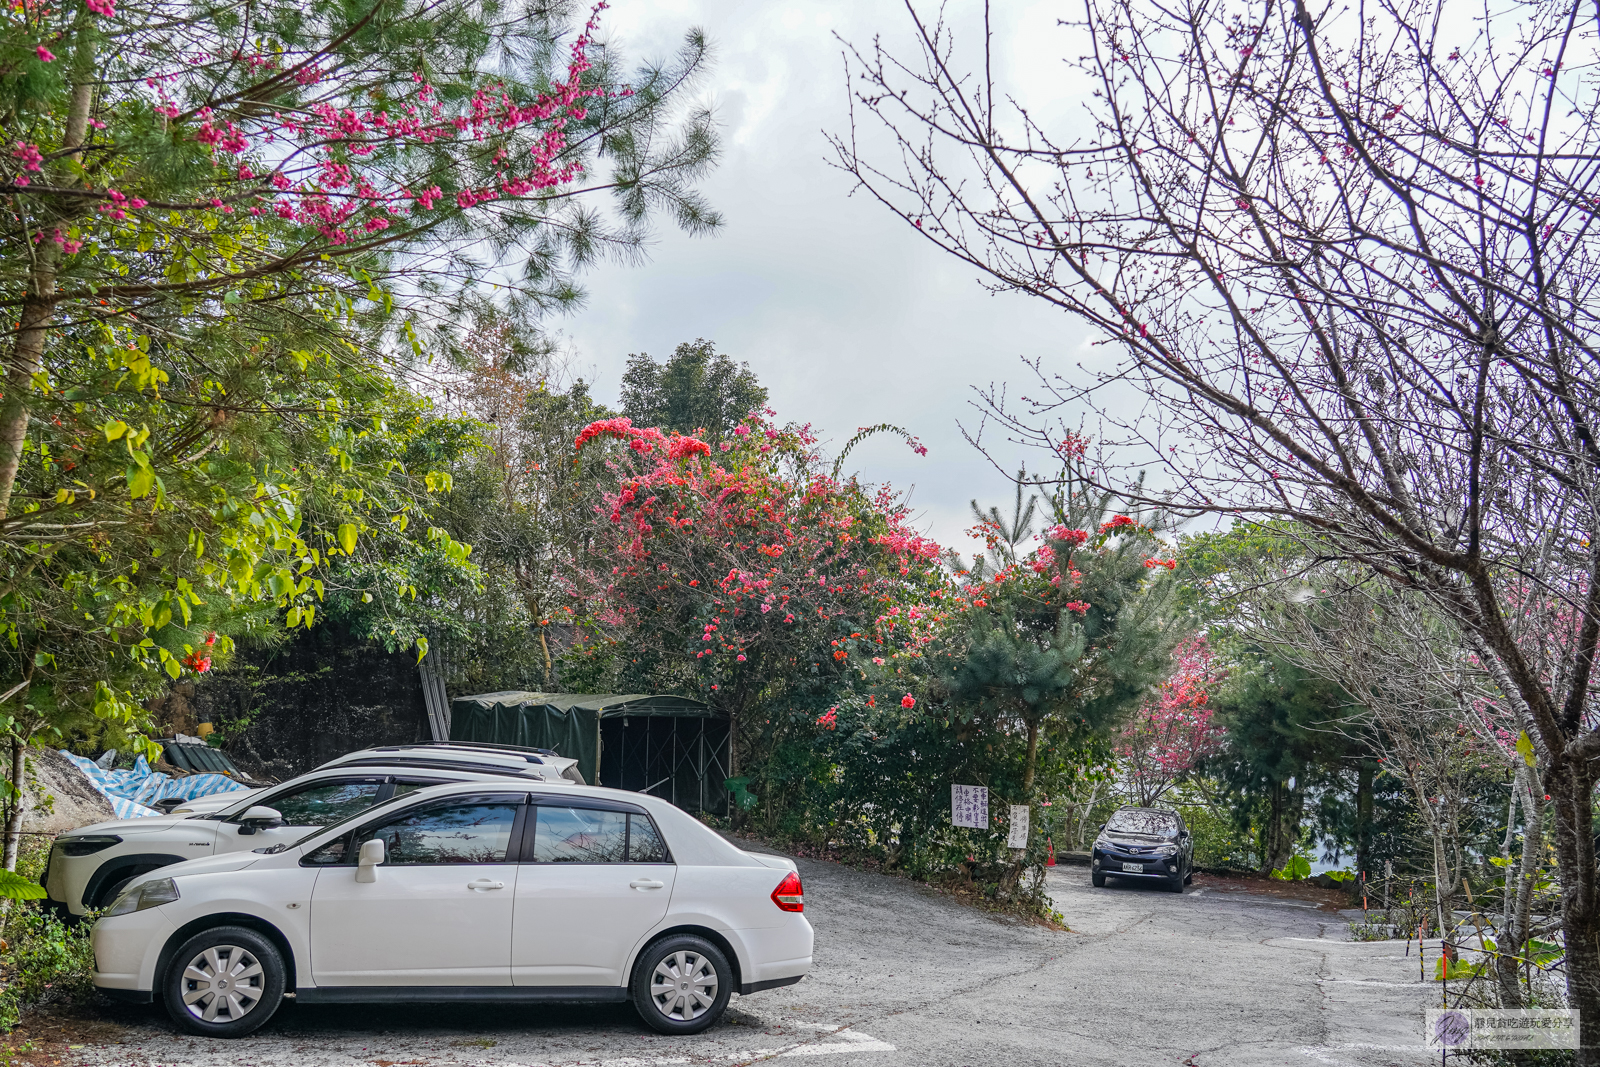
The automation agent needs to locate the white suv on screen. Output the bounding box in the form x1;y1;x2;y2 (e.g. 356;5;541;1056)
91;780;812;1038
46;744;578;916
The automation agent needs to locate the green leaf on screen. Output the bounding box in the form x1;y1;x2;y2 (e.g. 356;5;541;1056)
152;602;172;630
337;523;358;555
0;869;46;901
126;462;155;499
164;656;181;680
102;419;129;441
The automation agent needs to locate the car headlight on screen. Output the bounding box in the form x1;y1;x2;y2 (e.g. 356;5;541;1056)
57;835;121;858
105;878;180;917
1157;844;1179;856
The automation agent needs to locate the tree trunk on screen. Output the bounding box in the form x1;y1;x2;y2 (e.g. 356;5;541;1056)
1547;757;1600;1063
2;735;27;872
1263;781;1304;873
538;628;553;688
1021;718;1040;794
1495;772;1526;1008
1075;779;1101;849
0;253;61;521
1355;757;1375;883
0;78;95;519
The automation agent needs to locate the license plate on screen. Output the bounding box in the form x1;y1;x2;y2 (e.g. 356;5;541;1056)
1119;861;1146;873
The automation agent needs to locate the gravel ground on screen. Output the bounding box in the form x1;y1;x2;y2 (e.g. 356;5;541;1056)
27;845;1443;1067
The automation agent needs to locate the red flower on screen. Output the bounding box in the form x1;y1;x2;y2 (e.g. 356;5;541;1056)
901;694;916;709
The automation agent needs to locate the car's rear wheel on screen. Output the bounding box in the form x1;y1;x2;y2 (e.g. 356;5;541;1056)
162;926;285;1038
631;934;731;1035
1091;868;1105;887
1184;866;1194;885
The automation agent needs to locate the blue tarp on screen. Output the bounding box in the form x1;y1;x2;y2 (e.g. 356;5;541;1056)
59;750;247;820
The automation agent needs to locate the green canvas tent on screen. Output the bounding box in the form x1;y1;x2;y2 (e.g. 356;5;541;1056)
449;692;730;814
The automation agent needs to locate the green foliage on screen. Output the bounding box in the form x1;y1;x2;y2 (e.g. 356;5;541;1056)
767;698;1056;913
619;340;768;441
1169;795;1257;869
1270;854;1312;881
0;319;480;755
0;904;96;1031
931;487;1181;795
0;873;45;903
1205;655;1360;872
0;0;722;772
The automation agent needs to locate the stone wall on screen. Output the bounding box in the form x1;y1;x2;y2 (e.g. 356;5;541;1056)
183;623;432;783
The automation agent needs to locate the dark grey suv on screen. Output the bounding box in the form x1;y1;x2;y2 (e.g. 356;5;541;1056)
1090;807;1193;892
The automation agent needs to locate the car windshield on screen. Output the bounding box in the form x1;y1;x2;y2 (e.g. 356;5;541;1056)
1105;810;1179;836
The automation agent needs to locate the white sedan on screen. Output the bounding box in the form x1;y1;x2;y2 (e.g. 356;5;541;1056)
91;780;812;1038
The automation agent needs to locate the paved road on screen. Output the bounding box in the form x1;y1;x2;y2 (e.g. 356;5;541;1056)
73;847;1441;1067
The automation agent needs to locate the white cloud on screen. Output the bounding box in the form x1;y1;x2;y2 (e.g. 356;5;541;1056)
564;0;1098;553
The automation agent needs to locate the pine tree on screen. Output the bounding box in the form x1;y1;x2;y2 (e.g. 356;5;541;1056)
937;485;1179;797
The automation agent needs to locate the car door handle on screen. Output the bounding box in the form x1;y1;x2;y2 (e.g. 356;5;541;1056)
466;879;506;891
629;879;666;891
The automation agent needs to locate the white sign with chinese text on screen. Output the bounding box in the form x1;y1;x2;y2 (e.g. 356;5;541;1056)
951;784;988;829
1008;805;1029;848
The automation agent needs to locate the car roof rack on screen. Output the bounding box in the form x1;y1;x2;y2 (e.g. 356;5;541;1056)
412;740;560;757
361;742;554;763
332;756;550;778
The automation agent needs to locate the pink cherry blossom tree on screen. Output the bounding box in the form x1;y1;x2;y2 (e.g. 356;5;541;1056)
0;0;719;524
833;0;1600;1042
1115;634;1225;806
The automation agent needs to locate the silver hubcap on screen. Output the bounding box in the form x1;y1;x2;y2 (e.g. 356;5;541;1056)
650;949;718;1021
180;945;265;1023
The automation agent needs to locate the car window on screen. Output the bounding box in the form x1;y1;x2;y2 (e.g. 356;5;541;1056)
1104;809;1179;836
303;833;353;866
362;800;520;865
531;806;627;863
389;779;436;799
628;814;670;863
267;780;386;827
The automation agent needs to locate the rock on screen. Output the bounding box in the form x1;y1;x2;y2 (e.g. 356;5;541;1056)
21;747;116;834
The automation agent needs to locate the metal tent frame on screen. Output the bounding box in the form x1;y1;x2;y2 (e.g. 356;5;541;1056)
599;712;730;816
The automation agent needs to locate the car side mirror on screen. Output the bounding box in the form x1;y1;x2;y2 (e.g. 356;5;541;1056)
355;838;385;882
235;806;283;835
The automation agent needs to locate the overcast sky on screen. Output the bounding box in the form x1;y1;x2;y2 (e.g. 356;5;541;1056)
560;0;1096;559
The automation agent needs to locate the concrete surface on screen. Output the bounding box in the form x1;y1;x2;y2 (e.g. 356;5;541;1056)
70;847;1442;1066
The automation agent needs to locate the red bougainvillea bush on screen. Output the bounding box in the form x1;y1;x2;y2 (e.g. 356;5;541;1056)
565;411;945;767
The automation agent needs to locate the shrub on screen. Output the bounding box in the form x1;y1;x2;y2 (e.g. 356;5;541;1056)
0;903;97;1031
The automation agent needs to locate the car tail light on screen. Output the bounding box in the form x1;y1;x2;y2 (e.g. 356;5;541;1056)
771;871;804;912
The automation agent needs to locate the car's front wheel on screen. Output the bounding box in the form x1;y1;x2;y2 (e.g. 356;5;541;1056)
162;925;285;1038
631;934;732;1035
1091;868;1106;887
